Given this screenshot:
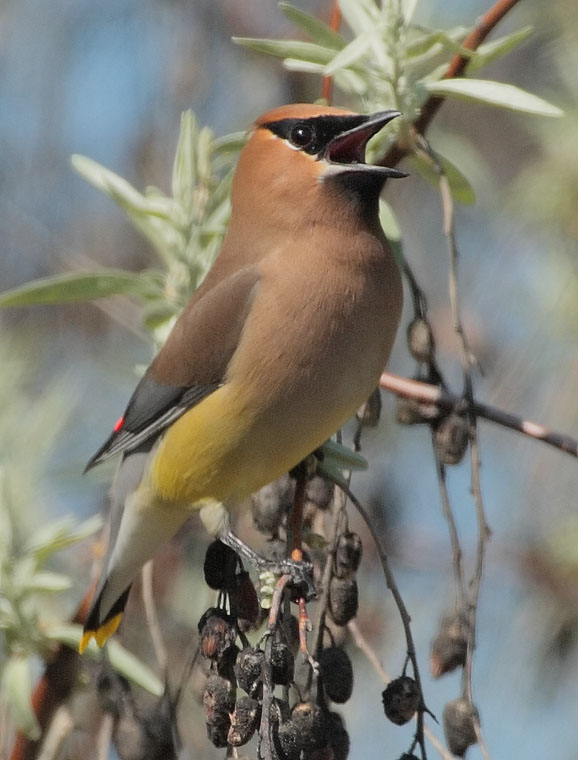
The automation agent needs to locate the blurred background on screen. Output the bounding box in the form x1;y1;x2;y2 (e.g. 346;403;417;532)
1;0;577;757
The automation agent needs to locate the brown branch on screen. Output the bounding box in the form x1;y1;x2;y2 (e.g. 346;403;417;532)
380;372;578;458
320;0;341;103
338;481;428;758
380;0;523;168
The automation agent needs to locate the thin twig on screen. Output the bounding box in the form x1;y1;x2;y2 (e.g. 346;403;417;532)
310;487;346;659
96;713;114;760
321;0;342;103
35;707;74;760
461;428;492;760
141;560;168;672
432;451;466;609
432;139;492;757
348;620;454;760
338;482;428;759
380;0;524;168
380;372;578;458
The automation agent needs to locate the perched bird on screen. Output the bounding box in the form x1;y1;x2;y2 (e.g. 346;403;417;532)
79;103;405;653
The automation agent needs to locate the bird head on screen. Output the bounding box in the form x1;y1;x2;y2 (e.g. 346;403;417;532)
230;103;406;234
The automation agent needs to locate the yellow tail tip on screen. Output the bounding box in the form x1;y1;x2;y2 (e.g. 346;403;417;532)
78;613;124;654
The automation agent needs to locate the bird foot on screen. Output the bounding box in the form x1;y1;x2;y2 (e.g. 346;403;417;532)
218;531;316;602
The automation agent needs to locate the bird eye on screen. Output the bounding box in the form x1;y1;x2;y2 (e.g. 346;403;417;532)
290;123;315;150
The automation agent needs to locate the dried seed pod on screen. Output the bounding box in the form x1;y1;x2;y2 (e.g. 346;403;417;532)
271;640;295;686
328;576;359;626
282;614;300;656
252;474;294;536
203;673;235;721
206;712;230;748
198;608;236;662
430;610;469;678
235;647;264;698
434;413;469;466
443;698;479;757
270;697;291;726
356;386;382;427
381;676;420;726
228;696;261;747
292;702;327;752
230;570;260;628
398;754;420;760
306;475;335;511
334;531;362;578
325;711;350;760
395;396;438;426
318;646;354;704
203;540;238;590
407;317;435;363
277;719;301;759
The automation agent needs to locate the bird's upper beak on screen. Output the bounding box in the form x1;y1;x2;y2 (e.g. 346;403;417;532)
322;110;407;179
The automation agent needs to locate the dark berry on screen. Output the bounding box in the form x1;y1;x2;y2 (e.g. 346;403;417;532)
381;676;420;725
318;646;354;704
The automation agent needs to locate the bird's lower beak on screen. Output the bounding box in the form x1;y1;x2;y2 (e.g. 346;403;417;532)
323;110;407;179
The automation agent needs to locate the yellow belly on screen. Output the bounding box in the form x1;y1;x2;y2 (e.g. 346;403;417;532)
148;375;369;509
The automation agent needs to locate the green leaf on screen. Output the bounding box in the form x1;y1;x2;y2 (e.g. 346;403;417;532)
279;2;344;49
72;155;175;219
233;37;335;65
24;571;71;593
45;625;164;696
25;515;103;565
320;439;368;471
379;200;405;268
467;26;533;74
338;0;379;36
171;110;197;207
424;78;564;117
213;131;247;154
408;152;476;205
283;59;367;94
0;270;160;308
0;469;13;559
1;656;40;739
324;33;371;74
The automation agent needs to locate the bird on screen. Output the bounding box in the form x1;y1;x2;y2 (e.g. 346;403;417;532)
79;103;405;653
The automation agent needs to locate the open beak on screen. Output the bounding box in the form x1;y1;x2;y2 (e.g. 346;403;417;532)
323;110;408;179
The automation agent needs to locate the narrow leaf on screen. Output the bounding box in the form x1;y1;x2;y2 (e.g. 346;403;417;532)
379;200;405;269
324;33;371;74
72;155;175;219
408;152;476;205
46;624;164;696
171;110;196;206
279;2;344;49
320;439;368;471
424;78;564;117
0;271;160;308
26;515;103;563
2;657;40;739
24;571;72;593
233;37;335;65
467;26;533;73
338;0;379;36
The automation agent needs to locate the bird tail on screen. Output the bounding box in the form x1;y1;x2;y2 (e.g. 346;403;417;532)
79;584;131;653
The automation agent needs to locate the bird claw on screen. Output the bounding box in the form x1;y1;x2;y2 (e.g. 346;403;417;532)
219;531;316;601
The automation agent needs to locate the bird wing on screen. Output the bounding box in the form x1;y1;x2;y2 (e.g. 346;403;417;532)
85;266;261;471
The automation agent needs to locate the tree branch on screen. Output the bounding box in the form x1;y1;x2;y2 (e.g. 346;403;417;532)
380;372;578;458
380;0;524;168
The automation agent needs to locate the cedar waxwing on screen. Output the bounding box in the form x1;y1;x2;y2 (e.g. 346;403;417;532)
79;103;405;653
